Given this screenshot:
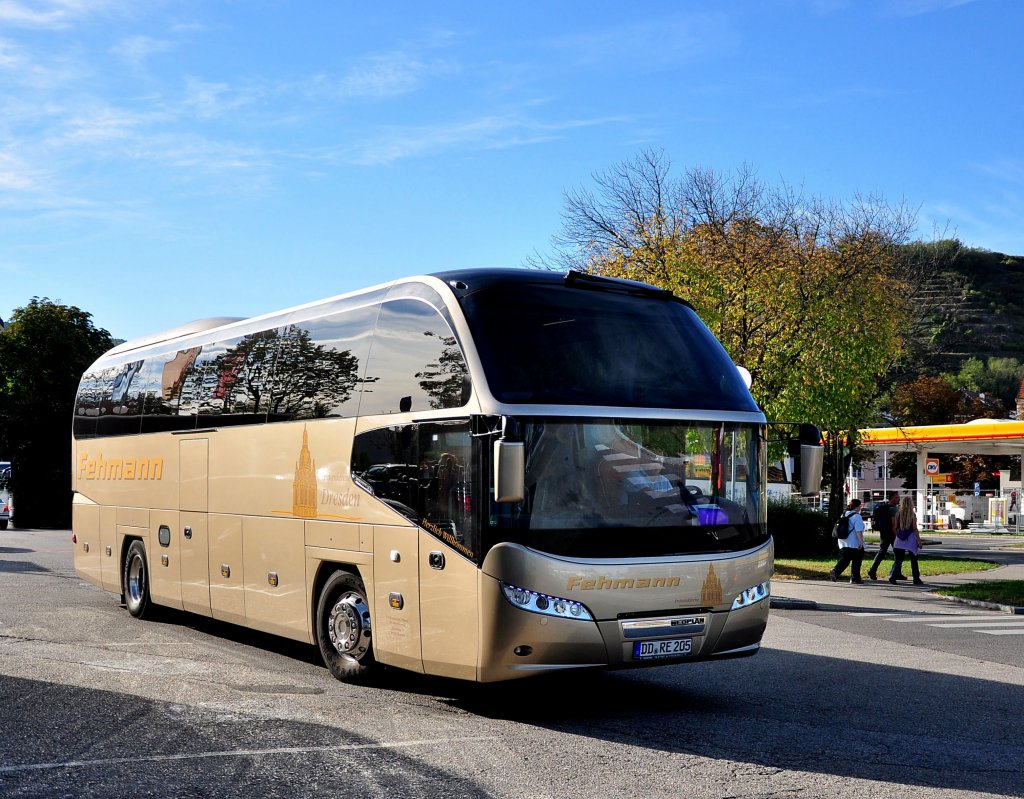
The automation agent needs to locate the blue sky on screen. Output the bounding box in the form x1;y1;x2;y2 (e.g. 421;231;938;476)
1;0;1021;341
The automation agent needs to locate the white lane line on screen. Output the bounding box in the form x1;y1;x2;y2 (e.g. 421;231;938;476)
886;615;1012;623
978;629;1024;635
0;736;498;774
925;621;1024;629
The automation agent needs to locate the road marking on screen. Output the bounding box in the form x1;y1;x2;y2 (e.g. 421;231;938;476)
886;615;1013;623
0;736;498;774
846;611;1024;637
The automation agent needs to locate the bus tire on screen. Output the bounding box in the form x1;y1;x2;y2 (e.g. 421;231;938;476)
123;540;151;619
316;570;375;682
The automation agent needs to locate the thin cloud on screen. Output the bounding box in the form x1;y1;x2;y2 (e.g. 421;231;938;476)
0;0;123;29
110;35;173;68
548;11;739;67
341;112;631;166
880;0;979;17
326;51;458;100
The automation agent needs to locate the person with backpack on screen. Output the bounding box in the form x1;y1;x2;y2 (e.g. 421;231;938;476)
890;495;925;585
867;491;906;581
828;498;865;584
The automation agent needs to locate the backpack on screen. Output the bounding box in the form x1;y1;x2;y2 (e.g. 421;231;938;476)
871;503;890;533
831;511;852;540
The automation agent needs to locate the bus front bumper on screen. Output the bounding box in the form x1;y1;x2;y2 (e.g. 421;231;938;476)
477;576;770;682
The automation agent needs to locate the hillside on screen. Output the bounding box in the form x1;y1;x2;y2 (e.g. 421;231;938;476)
908;244;1024;374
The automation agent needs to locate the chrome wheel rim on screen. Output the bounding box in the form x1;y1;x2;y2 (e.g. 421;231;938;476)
127;554;145;610
327;591;371;660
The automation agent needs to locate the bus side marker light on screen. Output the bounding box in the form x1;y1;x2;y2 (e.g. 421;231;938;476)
161;555;169;567
513;646;533;657
83;542;89;553
268;572;279;588
389;593;404;610
221;564;231;578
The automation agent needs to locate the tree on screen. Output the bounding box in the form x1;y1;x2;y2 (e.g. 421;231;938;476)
946;356;1024;415
546;149;923;513
0;299;112;527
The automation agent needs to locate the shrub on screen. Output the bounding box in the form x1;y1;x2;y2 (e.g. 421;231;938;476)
768;496;834;556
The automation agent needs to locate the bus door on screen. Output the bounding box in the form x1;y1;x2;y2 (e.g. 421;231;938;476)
419;530;479;680
179;438;211;617
371;524;423;673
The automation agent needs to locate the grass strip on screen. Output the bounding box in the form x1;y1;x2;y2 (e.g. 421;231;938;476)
774;555;998;581
934;581;1024;606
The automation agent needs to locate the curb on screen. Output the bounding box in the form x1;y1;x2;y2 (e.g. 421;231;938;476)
770;597;817;610
931;592;1024;615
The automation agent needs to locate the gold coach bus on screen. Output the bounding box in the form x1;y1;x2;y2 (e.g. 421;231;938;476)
72;269;821;683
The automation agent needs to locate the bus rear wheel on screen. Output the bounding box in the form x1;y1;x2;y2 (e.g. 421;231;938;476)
123;540;151;618
316;571;375;682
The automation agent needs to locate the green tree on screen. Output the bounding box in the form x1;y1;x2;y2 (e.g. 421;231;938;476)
946;356;1024;415
546;149;923;513
0;299;112;527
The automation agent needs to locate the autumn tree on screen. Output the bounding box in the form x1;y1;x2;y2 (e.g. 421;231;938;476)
0;299;112;527
546;149;923;511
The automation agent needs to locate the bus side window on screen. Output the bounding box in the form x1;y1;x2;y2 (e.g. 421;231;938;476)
74;370;104;439
351;421;478;560
361;300;469;415
95;362;145;437
268;305;377;423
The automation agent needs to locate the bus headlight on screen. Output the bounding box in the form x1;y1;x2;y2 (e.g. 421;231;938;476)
501;583;594;621
731;580;770;610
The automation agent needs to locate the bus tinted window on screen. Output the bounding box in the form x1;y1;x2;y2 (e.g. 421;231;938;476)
352;420;478;560
268;306;376;422
139;348;200;433
192;334;272;426
459;284;758;411
360;300;469;415
96;361;145;436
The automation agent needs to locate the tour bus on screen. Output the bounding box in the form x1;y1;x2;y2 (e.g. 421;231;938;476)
71;269;822;683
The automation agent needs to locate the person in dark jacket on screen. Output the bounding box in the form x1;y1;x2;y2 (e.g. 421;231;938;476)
867;491;905;581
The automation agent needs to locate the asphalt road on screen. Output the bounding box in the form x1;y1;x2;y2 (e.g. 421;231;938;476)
1;528;1022;798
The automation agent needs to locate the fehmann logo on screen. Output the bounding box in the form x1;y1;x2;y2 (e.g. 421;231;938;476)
567;575;681;591
78;453;164;481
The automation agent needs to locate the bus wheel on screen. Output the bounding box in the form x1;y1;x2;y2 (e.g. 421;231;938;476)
316;571;375;682
123;540;151;619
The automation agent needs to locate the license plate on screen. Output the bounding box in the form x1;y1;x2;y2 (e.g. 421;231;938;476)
633;637;692;660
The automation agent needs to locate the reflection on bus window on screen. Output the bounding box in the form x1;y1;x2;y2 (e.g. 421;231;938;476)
489;419;765;558
351;421;477;559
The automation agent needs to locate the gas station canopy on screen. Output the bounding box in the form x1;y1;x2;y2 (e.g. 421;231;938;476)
858;420;1023;531
859;420;1024;455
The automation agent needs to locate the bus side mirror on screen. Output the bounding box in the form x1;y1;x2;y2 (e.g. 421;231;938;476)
799;444;823;497
797;424;823;497
493;440;525;503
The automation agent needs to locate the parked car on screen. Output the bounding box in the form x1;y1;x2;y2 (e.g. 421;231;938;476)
0;460;9;529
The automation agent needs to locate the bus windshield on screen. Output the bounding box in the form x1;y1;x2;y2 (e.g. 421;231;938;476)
458;282;758;412
488;419;767;558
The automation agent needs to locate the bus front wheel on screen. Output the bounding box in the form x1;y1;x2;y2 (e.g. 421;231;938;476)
316;570;375;682
123;540;151;618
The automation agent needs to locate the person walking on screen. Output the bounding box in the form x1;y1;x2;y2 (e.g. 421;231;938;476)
828;498;865;584
868;491;906;581
890;495;924;586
